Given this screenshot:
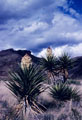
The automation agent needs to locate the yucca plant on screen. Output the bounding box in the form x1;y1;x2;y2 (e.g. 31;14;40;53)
58;53;73;82
50;83;81;102
40;56;59;84
6;64;47;119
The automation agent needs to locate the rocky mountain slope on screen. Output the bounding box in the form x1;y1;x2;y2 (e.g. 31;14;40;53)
0;48;82;81
0;49;40;81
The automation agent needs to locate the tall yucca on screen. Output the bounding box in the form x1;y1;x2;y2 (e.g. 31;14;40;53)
50;83;81;102
6;64;47;118
58;53;73;82
40;56;59;84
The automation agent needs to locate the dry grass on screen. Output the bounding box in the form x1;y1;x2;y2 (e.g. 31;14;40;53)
0;81;17;105
0;81;18;120
0;80;82;120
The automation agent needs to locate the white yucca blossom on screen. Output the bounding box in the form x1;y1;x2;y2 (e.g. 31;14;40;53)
21;54;32;69
47;47;52;57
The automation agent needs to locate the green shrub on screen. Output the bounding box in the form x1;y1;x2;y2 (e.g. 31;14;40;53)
66;79;81;85
50;83;81;102
71;108;82;120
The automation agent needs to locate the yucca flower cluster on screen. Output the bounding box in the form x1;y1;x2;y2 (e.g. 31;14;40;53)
21;54;32;69
47;47;52;57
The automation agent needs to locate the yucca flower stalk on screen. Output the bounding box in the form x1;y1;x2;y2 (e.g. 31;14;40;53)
6;64;47;119
47;47;52;57
21;54;32;69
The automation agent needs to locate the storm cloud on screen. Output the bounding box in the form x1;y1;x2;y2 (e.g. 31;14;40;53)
0;0;82;56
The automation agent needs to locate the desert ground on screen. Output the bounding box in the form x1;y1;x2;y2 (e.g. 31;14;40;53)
0;79;82;120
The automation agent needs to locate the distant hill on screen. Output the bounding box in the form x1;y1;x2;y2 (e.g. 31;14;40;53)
0;49;40;81
0;48;82;81
69;56;82;79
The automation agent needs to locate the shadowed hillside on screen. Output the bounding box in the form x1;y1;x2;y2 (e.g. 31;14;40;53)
0;49;40;81
69;56;82;79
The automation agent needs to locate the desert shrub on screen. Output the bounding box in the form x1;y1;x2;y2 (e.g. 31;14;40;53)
0;100;21;120
57;114;68;120
43;114;54;120
70;108;82;120
41;100;57;110
66;79;81;85
50;83;81;102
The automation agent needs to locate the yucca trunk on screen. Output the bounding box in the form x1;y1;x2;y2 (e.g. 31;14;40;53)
23;99;31;120
65;100;72;113
63;69;68;83
51;73;56;84
47;72;55;85
47;72;53;84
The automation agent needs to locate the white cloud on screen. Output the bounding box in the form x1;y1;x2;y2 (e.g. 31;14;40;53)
24;21;49;33
37;46;68;58
52;12;76;26
69;43;82;57
69;8;80;17
37;43;82;58
54;45;68;57
37;48;47;58
0;0;82;57
62;31;82;41
54;43;82;57
42;12;82;44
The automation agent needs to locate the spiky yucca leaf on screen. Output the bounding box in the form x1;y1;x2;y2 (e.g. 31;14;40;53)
58;53;73;82
50;83;81;102
58;53;73;70
40;56;59;75
6;64;47;113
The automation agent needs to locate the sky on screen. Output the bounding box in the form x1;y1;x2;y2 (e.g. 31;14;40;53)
0;0;82;57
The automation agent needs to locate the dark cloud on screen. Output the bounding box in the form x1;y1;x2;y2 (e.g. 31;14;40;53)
0;0;82;57
0;0;68;24
0;0;50;22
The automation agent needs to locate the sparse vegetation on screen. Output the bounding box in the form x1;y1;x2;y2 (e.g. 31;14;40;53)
66;79;81;85
0;48;81;120
50;83;81;102
43;114;54;120
71;108;82;120
57;114;68;120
